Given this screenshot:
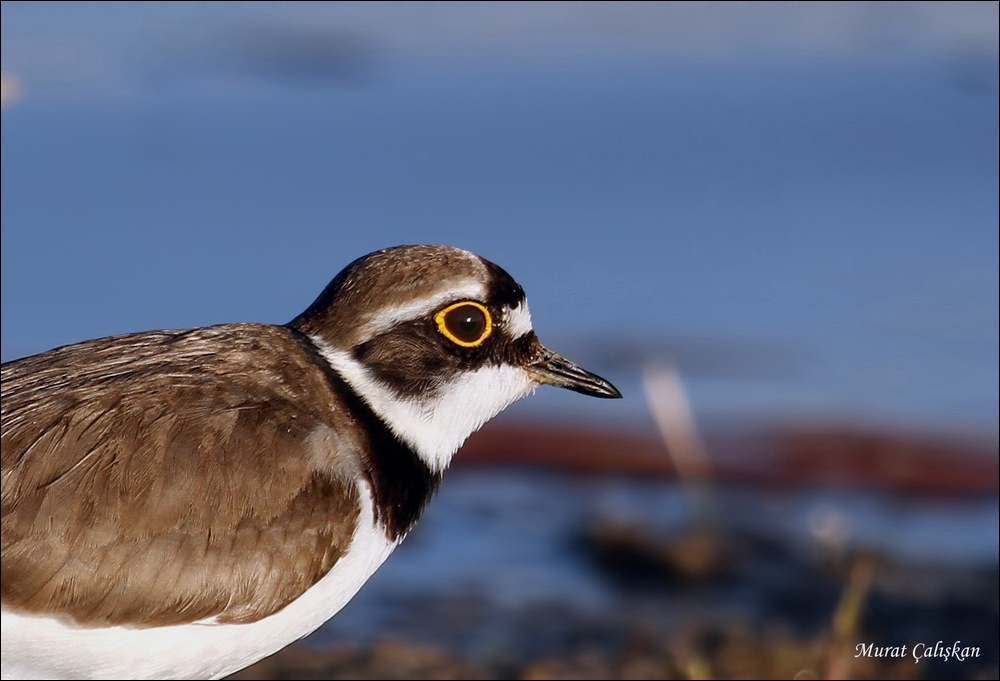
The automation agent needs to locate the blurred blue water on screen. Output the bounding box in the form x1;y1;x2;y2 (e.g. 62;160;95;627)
2;6;998;669
315;469;999;655
2;5;998;434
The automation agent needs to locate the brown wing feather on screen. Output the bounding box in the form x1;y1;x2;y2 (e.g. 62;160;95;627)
1;324;361;627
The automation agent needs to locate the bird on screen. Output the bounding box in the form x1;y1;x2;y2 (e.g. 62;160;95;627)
1;244;621;680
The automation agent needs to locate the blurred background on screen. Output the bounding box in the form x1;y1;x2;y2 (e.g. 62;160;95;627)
2;2;997;679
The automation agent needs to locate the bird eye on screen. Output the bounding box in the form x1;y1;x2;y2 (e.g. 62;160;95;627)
435;301;492;347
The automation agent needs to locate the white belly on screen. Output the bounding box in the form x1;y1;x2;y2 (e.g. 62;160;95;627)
1;487;397;680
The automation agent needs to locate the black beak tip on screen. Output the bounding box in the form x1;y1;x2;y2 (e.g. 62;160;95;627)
601;382;624;399
562;375;622;400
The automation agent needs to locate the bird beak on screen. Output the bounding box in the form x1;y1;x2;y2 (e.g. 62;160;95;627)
526;347;622;399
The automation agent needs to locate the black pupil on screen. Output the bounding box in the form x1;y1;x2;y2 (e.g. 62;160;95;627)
445;305;486;343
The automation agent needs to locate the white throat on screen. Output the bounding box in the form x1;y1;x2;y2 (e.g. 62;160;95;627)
310;338;536;473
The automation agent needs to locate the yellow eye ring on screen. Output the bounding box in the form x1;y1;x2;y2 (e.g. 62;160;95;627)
435;301;493;347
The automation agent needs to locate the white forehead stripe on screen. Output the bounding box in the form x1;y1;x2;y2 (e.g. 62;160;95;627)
505;301;533;338
358;280;487;342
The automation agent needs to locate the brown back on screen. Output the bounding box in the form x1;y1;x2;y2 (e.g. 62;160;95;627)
1;324;362;627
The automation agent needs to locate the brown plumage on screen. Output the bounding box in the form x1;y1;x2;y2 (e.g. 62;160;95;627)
1;324;362;627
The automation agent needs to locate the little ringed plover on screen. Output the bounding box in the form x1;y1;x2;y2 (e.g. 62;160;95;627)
1;244;620;679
